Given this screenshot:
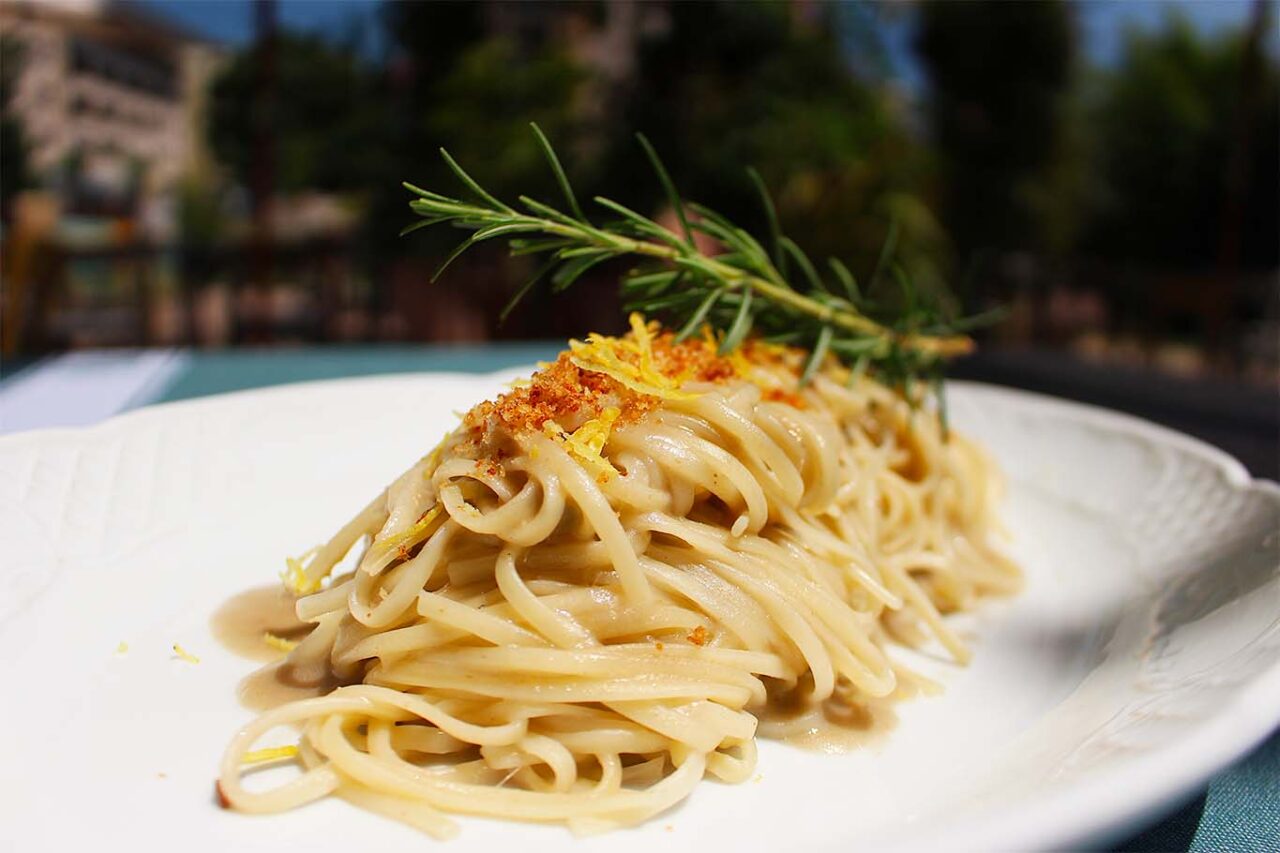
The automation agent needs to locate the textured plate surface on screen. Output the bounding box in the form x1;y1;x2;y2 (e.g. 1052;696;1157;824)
0;375;1276;852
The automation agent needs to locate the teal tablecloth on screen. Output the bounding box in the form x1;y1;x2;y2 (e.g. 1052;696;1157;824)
156;343;562;402
134;346;1280;851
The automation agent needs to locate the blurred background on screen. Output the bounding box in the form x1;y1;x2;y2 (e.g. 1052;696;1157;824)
1;0;1277;382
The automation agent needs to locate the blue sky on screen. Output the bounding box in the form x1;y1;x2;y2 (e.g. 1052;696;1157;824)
139;0;383;50
1076;0;1264;63
142;0;1262;67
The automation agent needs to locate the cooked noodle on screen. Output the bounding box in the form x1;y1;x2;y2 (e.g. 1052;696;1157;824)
218;318;1018;837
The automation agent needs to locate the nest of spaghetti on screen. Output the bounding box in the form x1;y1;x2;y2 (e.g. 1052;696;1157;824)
219;316;1019;837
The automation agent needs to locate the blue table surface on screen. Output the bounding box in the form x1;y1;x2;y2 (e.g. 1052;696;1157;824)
22;344;1280;851
156;343;563;402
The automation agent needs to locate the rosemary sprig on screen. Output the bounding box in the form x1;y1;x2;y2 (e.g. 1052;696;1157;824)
402;123;981;402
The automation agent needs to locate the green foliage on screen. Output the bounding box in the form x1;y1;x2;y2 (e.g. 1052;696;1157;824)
1085;14;1278;268
1;35;31;216
177;177;225;245
605;1;946;300
207;33;380;193
426;40;585;194
917;0;1077;258
361;4;590;267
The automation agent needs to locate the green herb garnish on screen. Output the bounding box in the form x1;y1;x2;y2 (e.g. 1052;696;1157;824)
402;124;982;404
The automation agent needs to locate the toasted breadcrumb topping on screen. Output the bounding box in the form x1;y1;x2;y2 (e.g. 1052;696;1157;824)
463;314;775;436
456;314;805;478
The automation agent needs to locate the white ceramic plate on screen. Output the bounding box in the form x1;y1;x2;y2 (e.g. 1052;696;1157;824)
0;374;1276;852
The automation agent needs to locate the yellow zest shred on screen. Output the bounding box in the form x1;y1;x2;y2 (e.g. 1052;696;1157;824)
241;745;300;765
370;504;443;559
566;406;620;464
568;313;698;401
628;312;661;380
543;406;622;479
281;547;322;596
728;346;754;378
263;632;299;652
422;429;455;476
115;641;129;654
172;643;200;664
700;323;753;378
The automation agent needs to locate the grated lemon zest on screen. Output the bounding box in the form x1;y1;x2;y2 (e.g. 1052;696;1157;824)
628;312;660;379
115;641;129;654
755;339;791;358
241;745;299;765
568;313;697;401
566;406;620;463
697;323;751;378
728;346;754;378
542;407;622;479
369;504;443;559
263;632;299;652
172;643;200;664
422;429;456;476
281;548;322;596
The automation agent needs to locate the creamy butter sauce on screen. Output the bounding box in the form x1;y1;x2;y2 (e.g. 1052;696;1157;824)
756;697;898;753
238;660;336;712
213;584;334;711
210;584;311;662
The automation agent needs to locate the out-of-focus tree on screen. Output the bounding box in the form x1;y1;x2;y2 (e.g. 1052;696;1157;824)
362;3;590;256
916;0;1077;264
1084;12;1278;270
610;1;946;301
207;33;380;193
428;40;585;195
1;35;32;222
356;2;599;338
202;4;597;339
177;177;226;246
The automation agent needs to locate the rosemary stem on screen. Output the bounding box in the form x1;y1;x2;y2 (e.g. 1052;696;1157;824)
546;219;971;357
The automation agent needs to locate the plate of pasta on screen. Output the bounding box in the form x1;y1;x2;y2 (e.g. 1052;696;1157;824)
0;328;1276;853
2;131;1278;851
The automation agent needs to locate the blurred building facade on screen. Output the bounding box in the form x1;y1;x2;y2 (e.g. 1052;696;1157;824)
1;0;227;353
2;0;221;213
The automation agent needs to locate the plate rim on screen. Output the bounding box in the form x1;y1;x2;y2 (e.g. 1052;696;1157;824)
2;371;1277;851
